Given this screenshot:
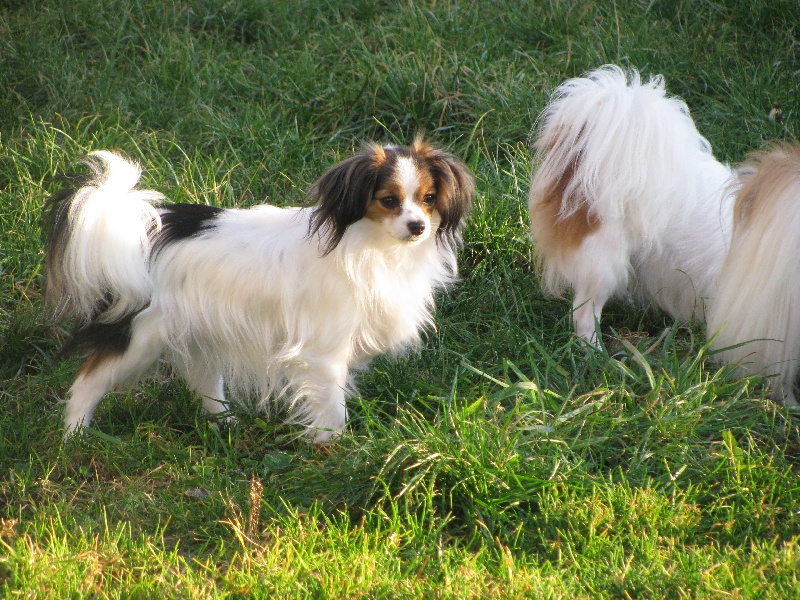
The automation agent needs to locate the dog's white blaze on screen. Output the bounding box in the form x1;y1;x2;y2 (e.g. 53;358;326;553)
396;156;421;203
393;156;429;240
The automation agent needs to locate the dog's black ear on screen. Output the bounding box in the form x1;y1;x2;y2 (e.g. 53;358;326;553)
308;148;383;255
411;138;474;242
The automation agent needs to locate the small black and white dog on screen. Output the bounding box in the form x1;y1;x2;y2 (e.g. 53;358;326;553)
529;64;800;405
45;139;474;441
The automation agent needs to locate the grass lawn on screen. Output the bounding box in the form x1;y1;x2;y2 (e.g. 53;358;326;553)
1;0;799;597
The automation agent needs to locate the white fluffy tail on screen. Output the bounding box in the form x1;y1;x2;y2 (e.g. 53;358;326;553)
45;151;164;324
709;143;800;405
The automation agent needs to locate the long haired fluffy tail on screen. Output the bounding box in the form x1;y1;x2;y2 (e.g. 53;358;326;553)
44;151;163;325
708;142;800;406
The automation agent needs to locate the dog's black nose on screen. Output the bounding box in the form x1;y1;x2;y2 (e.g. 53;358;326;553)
407;220;426;236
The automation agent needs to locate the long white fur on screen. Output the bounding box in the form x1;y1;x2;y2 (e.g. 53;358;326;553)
50;148;468;441
529;65;735;342
53;151;164;324
708;144;800;405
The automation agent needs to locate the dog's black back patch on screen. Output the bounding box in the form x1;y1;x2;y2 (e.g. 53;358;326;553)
153;203;224;256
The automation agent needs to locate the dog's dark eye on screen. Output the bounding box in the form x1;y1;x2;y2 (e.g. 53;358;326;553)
380;196;400;209
422;194;436;206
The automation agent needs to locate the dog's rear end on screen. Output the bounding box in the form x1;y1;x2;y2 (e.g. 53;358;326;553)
528;65;735;343
44;152;174;433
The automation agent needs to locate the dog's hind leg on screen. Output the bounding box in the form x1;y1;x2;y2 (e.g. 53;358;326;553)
64;311;164;435
569;229;631;345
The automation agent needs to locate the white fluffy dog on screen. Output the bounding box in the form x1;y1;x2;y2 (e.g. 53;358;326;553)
44;139;474;440
529;64;800;405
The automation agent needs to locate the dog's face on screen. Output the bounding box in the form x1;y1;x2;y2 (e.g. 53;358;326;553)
363;150;439;244
308;137;474;254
